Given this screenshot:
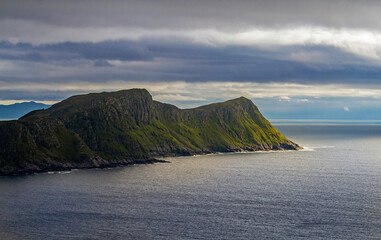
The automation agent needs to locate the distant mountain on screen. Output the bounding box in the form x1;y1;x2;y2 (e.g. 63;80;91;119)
0;102;50;120
0;89;301;175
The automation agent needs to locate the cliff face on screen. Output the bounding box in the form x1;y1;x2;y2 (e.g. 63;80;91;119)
0;89;300;175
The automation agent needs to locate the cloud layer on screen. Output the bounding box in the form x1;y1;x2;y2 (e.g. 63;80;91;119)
1;38;381;86
1;1;381;120
2;0;381;30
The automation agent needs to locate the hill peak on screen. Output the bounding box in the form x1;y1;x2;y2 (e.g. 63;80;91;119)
114;88;151;96
230;96;251;102
0;88;300;175
80;88;152;100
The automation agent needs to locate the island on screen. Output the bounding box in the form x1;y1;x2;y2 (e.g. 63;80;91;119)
0;89;301;175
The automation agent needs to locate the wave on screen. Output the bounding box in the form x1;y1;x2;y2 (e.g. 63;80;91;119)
44;171;71;175
300;145;335;152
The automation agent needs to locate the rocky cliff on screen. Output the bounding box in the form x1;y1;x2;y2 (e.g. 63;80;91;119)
0;89;301;175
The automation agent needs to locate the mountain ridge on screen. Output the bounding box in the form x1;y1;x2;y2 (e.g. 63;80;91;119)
0;89;301;176
0;101;50;120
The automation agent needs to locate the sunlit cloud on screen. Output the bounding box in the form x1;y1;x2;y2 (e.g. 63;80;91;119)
1;81;381;104
279;96;291;102
3;21;381;60
153;94;206;102
296;99;309;102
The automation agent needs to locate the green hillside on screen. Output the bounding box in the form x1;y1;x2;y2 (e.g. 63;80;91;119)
0;89;300;175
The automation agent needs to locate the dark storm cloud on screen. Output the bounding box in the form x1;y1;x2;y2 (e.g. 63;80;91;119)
93;60;113;67
1;38;381;86
1;0;380;87
45;41;152;61
2;0;381;30
0;40;152;62
2;0;381;122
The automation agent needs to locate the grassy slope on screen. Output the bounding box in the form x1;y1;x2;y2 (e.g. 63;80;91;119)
0;89;299;174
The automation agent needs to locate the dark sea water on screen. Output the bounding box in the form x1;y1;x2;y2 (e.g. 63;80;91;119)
1;125;381;239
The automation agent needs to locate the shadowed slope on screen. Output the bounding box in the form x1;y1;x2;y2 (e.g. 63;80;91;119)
0;89;300;175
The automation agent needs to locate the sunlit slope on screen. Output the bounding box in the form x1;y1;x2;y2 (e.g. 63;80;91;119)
0;89;300;175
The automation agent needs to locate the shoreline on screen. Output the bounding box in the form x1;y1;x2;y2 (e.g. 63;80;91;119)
178;147;304;158
1;147;302;177
0;159;169;177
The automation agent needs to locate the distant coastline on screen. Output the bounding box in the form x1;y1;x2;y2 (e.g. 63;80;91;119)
270;119;381;125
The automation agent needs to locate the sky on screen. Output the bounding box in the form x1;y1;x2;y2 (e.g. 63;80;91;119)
1;0;381;120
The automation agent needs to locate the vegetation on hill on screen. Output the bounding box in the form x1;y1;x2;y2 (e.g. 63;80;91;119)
0;89;300;175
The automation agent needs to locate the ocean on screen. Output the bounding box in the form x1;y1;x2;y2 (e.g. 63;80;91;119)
1;124;381;239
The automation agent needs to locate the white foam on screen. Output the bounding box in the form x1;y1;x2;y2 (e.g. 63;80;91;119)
300;145;335;152
45;171;71;175
300;146;315;152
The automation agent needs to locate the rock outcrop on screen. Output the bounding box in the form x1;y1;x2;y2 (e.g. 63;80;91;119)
0;89;301;175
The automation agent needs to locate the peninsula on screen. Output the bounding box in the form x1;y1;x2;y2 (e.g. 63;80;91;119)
0;89;301;175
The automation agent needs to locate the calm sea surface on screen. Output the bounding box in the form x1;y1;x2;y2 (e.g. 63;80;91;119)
1;125;381;239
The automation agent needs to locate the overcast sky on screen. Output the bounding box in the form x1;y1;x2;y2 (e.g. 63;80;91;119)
1;0;381;119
